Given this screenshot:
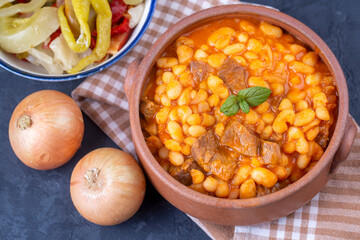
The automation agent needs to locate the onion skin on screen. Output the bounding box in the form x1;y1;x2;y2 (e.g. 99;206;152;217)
8;90;84;170
70;148;146;225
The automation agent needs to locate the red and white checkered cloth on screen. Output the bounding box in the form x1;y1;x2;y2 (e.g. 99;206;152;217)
72;0;360;239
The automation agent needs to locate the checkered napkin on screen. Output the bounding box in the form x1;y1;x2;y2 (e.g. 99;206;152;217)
72;0;360;239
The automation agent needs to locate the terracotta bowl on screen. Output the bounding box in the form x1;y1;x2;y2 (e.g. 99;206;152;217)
124;4;356;225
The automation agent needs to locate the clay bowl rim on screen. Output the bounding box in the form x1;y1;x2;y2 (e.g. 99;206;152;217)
130;4;348;209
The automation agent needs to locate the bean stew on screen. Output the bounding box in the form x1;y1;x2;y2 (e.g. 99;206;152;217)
140;18;338;199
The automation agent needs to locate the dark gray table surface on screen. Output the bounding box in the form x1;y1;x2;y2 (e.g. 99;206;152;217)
1;1;359;239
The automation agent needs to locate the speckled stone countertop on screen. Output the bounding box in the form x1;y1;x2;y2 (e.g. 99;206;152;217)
1;0;359;239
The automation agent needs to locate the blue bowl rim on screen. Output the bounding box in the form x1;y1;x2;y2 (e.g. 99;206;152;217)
0;0;157;82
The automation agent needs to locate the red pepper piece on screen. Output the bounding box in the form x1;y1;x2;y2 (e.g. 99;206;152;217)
107;30;132;55
92;17;130;37
111;17;130;35
110;0;127;25
90;36;96;50
42;28;62;49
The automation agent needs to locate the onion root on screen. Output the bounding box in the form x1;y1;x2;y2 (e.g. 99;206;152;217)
17;115;31;130
84;168;100;190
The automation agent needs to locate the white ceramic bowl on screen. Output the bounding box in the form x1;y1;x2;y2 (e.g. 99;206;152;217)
0;0;156;81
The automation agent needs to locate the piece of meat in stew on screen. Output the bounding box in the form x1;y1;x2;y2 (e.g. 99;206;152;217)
140;99;160;122
260;140;281;165
220;119;259;157
218;58;246;93
169;159;202;186
191;130;219;171
190;60;215;83
209;149;239;181
191;130;238;181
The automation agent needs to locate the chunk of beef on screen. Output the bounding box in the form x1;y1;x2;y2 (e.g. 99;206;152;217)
260;140;281;165
191;130;239;181
140;100;160;122
190;61;215;83
169;159;201;186
220;119;259;157
315;122;331;148
218;58;246;93
209;148;238;181
191;130;218;169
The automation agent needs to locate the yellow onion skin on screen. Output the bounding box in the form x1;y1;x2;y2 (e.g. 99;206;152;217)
8;90;84;170
70;148;146;225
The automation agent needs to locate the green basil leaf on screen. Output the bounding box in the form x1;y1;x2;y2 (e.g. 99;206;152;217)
239;99;250;114
237;86;271;107
220;95;240;116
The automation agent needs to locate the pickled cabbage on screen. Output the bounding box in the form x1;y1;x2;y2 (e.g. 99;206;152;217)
0;0;47;17
128;3;144;28
27;47;63;75
0;7;60;53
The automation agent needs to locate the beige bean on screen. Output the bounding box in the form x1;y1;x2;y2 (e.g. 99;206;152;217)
175;36;194;48
208;27;235;46
194;49;208;61
315;106;330;120
233;165;252;186
289;61;315;74
203;176;218;192
207;75;229;99
248;77;270;89
305;72;321;86
169;151;184;166
162;71;175;84
295;137;309;154
240;20;256;34
157;57;179;69
297;154;311;169
240;179;256;199
287;89;306;103
238;32;249;43
158;147;169;159
191;89;208;104
278;98;293;111
259;22;283;38
201;113;216;127
293;109;316;126
189;125;206;137
172;64;187;75
295;100;309;112
177;106;192;124
167;121;184;143
177;87;192;106
272;109;295;133
184;137;197;146
215;123;225;137
166;80;182;100
251;167;278;188
306;126;320;141
223;43;245;55
190;169;205;184
156;107;171;124
302;51;319;67
177;45;194;63
215;182;230;198
164;139;181;152
208;53;226;68
313;92;328;108
247;38;263;53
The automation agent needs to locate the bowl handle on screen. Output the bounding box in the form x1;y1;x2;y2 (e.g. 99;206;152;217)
124;59;142;100
330;115;357;173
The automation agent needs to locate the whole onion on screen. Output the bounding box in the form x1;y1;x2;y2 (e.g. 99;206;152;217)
70;148;146;225
9;90;84;170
